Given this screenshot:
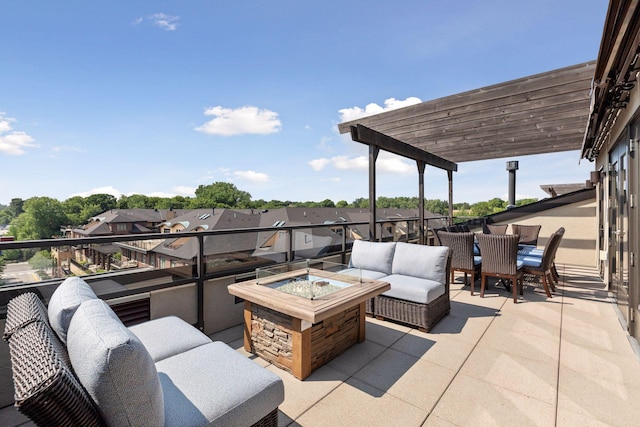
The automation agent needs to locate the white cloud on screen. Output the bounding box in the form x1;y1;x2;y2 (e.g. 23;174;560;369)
149;13;179;31
309;152;413;174
0;113;39;155
234;170;269;183
309;158;330;171
338;96;422;122
171;186;196;197
71;186;123;199
195;106;282;136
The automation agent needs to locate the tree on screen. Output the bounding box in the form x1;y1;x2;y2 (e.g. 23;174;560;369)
0;198;24;225
9;197;68;240
85;194;117;212
336;200;348;208
28;250;53;271
191;182;252;208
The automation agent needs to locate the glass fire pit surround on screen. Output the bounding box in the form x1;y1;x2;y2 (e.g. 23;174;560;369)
255;260;362;299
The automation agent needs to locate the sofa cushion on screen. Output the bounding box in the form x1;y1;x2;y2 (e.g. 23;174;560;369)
3;292;50;341
128;316;212;362
391;242;449;284
381;274;445;304
67;299;164;427
349;240;396;275
47;277;97;344
157;341;284;427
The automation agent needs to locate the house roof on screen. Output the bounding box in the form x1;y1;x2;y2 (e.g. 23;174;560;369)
338;61;595;163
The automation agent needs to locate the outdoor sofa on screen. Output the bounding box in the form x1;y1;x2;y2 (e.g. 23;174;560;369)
347;240;451;332
3;277;284;427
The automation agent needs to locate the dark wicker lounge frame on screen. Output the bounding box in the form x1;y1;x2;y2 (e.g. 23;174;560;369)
3;292;279;427
373;251;451;332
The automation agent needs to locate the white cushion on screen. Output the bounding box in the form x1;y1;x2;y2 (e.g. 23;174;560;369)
349;240;396;275
67;299;164;427
47;277;97;344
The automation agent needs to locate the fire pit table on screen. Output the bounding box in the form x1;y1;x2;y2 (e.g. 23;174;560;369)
227;261;390;380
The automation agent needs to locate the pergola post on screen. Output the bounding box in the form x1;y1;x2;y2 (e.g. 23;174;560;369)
448;170;453;226
369;145;379;241
417;161;426;244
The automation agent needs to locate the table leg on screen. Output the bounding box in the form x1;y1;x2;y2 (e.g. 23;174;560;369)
358;302;366;343
292;318;312;380
243;301;252;352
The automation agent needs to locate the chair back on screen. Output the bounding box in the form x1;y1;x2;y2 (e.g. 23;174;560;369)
512;224;542;246
540;227;565;270
483;223;508;234
438;231;476;270
476;233;520;275
430;227;445;245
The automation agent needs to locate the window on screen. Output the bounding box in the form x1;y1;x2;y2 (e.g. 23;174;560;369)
116;223;128;232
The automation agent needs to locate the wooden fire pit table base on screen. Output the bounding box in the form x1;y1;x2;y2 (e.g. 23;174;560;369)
245;301;364;380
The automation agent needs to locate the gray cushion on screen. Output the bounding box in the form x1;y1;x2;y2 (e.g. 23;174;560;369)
128;316;212;362
349;240;396;275
67;299;164;427
156;341;284;427
391;242;449;284
47;277;97;344
381;274;445;304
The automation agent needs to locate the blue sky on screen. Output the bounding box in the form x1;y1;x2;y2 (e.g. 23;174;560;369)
0;1;608;206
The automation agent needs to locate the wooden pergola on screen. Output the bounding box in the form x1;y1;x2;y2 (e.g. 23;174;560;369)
337;61;595;242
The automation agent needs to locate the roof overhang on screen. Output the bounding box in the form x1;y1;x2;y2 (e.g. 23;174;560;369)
581;0;640;161
338;61;595;163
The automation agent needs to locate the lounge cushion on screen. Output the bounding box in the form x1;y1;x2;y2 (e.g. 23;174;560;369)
157;341;285;427
349;240;396;275
391;242;449;284
47;277;97;344
67;299;164;427
129;316;212;362
380;274;445;304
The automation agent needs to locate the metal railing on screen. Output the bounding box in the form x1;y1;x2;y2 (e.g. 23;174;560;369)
0;216;448;328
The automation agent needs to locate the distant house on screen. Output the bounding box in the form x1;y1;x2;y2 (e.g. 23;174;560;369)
70;209;187;238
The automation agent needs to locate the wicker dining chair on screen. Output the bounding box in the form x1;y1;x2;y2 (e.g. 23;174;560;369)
476;233;524;303
519;230;564;298
438;231;482;295
511;224;542;246
482;223;508;234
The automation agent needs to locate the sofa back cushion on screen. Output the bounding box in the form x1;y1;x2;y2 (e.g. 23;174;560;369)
48;277;97;344
391;242;449;283
349;240;396;275
67;299;164;427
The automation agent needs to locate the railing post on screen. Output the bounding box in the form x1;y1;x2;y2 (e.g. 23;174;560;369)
287;229;294;262
196;234;205;330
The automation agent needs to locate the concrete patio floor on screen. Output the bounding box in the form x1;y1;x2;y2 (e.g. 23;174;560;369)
2;264;639;426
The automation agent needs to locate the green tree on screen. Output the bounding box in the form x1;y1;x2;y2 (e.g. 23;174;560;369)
85;194;117;212
28;250;53;271
336;200;348;208
9;197;68;240
191;182;252;208
118;194;153;209
0;198;24;225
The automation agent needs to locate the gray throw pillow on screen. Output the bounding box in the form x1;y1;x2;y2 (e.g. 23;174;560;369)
47;277;97;344
67;299;164;427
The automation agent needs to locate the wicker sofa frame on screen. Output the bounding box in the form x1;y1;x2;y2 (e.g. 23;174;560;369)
3;290;282;427
349;241;451;332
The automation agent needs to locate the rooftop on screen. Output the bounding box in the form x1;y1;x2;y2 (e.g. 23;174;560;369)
3;264;638;426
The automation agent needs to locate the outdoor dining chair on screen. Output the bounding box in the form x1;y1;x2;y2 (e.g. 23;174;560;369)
438;231;482;295
476;233;524;303
518;229;563;298
512;224;542;246
482;223;508;234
